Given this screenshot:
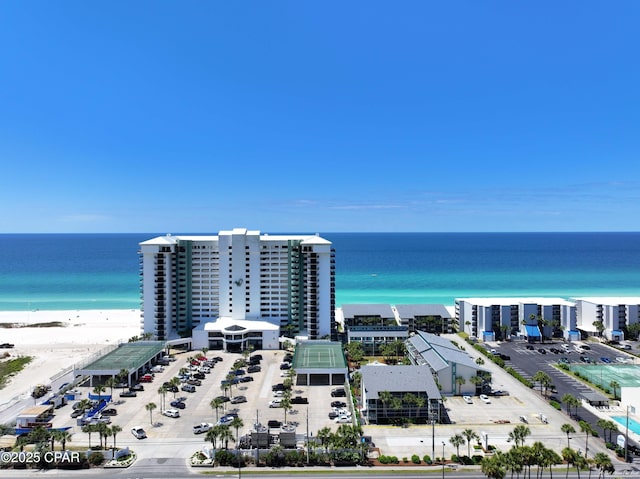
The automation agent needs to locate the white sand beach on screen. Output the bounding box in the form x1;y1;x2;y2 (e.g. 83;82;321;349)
0;309;141;409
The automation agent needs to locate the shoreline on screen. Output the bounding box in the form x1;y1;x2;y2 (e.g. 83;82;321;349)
0;309;141;410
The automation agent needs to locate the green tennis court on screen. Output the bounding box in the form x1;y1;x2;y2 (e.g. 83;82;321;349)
569;363;640;390
293;342;347;369
83;341;165;372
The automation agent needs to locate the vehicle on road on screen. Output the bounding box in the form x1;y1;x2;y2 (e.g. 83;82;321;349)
131;426;146;439
193;422;213;434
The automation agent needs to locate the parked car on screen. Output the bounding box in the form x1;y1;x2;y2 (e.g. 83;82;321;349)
272;383;286;391
479;394;491;404
193;422;213;434
239;376;253;383
269;399;283;408
162;408;180;418
139;374;154;383
463;395;473;404
538;349;547;354
331;388;346;397
217;415;235;426
170;400;186;409
601;357;612;363
231;395;247;404
0;343;15;348
335;415;351;423
101;408;117;416
187;378;202;386
499;353;511;360
328;411;339;419
247;365;261;373
279;363;291;370
130;383;144;391
193;372;205;380
131;426;146;439
215;395;230;403
181;384;196;393
267;420;282;428
331;401;347;408
120;390;137;397
70;409;84;418
525;345;534;350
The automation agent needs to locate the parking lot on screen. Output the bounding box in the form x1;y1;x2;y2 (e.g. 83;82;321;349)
48;348;353;451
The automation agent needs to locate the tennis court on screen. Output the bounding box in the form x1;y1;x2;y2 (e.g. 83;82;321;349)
569;363;640;390
293;341;347;369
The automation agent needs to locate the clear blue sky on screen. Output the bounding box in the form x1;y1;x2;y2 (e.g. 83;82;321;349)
1;1;638;233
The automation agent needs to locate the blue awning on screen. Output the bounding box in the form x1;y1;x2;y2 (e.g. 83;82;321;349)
525;325;541;337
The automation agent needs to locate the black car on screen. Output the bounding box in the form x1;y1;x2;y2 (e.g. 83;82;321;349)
499;353;511;360
170;400;186;409
280;363;291;370
0;343;15;348
101;408;118;416
247;365;261;373
331;401;347;408
120;390;137;397
252;354;263;361
166;385;178;393
267;420;282;428
239;376;253;383
291;396;308;404
215;395;230;403
538;348;547;354
525;345;535;350
272;383;286;391
328;411;339;419
248;357;261;365
213;356;223;362
331;388;346;397
193;372;206;380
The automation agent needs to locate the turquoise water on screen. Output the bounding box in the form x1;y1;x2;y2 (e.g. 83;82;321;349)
0;232;639;310
612;416;640;436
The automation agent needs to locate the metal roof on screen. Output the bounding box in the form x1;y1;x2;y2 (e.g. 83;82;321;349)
360;365;441;399
395;304;451;319
341;304;395;319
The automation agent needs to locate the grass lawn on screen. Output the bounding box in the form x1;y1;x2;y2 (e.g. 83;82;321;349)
0;355;33;389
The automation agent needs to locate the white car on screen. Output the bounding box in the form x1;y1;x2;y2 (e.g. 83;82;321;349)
463;395;473;404
131;426;146;439
334;415;351;423
479;394;491;404
193;422;213;434
273;390;285;397
162;408;180;418
269;399;283;408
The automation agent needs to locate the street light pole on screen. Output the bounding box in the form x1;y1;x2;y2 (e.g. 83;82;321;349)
432;419;435;460
441;441;445;479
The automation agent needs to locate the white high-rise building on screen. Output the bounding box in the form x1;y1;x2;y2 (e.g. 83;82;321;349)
139;228;336;350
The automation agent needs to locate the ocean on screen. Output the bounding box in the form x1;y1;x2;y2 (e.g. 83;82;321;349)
0;232;638;311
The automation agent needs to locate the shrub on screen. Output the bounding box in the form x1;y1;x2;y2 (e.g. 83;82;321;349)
472;455;484;464
87;452;104;466
423;454;432;464
411;454;421;464
215;450;235;466
451;454;459;463
550;400;561;410
402;456;408;463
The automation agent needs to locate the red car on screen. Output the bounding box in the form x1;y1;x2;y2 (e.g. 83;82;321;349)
139;374;153;383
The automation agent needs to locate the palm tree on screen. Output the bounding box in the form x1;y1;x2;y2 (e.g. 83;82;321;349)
105;377;116;400
508;424;531;447
379;390;393;420
230;416;244;467
205;427;219;450
469;375;483;393
455;376;466;395
562;447;577;479
146;402;157;426
462;428;479;458
157;385;168;411
57;429;72;451
169;377;181;398
609;380;620;400
210;397;224;422
82;424;96;449
579;420;595;460
92;384;106;401
592;452;614;478
481;451;506;478
561;393;579;417
449;433;465;460
110;424;122;451
414;395;426;419
217;424;234;450
317;427;332;453
96;422;109;450
532;370;552;397
561;423;576;449
281;393;292;425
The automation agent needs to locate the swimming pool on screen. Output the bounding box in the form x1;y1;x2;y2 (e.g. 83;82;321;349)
612;416;640;436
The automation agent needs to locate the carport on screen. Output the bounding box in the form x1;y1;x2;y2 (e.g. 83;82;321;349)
74;341;166;388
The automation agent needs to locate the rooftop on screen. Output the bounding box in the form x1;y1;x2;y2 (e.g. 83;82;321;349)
360;365;440;399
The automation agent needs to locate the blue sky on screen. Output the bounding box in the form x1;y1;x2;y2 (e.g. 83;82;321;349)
1;1;638;233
